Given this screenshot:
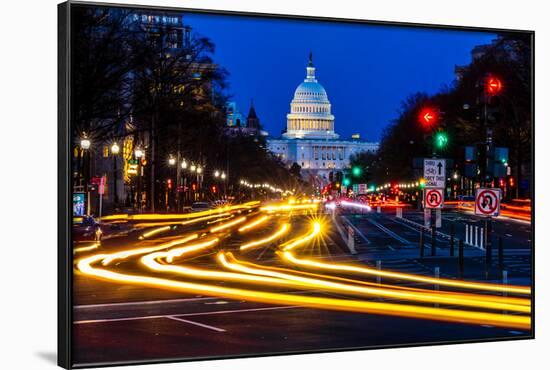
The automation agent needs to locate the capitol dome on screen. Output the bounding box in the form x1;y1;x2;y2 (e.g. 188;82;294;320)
283;53;338;140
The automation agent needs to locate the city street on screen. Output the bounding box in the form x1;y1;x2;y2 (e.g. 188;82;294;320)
72;201;532;366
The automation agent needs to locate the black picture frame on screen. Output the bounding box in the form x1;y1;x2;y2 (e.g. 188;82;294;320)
58;1;535;368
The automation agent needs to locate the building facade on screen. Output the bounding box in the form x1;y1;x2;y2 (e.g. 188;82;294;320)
267;54;378;184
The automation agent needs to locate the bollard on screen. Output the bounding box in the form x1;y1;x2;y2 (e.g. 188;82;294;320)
458;239;464;278
431;226;436;256
480;227;485;249
450;223;455;257
474;226;479;248
498;237;504;273
469;224;474;245
376;260;382;284
502;270;508;314
464;224;469;245
377;205;381;213
419;227;425;258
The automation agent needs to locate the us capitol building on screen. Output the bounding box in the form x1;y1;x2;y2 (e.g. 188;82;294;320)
267;54;379;184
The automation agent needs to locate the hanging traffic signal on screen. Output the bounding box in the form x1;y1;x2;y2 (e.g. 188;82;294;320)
352;166;362;177
434;131;449;149
486;76;503;96
343;178;351;187
211;185;217;193
418;107;438;128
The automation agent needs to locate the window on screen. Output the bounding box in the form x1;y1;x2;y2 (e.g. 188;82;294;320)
103;145;109;158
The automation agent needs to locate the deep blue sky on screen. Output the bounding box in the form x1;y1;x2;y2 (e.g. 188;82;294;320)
184;13;496;141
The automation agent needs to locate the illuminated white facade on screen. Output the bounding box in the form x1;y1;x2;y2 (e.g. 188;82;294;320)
267;54;378;183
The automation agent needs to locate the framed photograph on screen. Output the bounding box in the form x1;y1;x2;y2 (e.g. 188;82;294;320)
58;1;534;368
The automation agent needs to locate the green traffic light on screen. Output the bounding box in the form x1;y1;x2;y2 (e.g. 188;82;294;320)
343;178;351;187
352;166;362;177
434;132;448;149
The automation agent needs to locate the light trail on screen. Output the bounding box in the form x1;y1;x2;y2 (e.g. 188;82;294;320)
281;221;322;251
223;253;530;306
219;253;529;313
280;251;531;295
209;216;247;233
135;213;232;228
139;225;172;240
74;243;100;253
238;215;269;233
260;203;318;213
77;256;530;329
340;200;372;211
99;234;199;266
240;223;290;251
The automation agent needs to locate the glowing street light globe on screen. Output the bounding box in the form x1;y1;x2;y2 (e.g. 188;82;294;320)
168;156;176;166
80;138;91;150
110;142;120;155
221;172;226;180
197;166;203;174
181;160;188;169
190;164;197;172
134;148;144;158
214;170;220;177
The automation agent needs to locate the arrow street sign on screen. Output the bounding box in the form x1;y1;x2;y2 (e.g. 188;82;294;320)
425;188;444;209
424;159;446;188
475;188;501;217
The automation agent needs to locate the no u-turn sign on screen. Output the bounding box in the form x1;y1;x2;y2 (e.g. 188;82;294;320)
424;188;444;209
475;188;501;217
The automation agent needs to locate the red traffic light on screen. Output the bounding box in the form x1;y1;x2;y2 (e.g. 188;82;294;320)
418;107;438;128
486;76;503;95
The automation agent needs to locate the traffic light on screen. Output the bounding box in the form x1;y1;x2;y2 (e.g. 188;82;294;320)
343;178;351;187
434;131;448;149
418;107;438;129
352;166;362;177
485;75;503;96
211;185;217;193
167;179;172;189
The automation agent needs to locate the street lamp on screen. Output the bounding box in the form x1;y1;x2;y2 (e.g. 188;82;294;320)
190;164;196;172
135;148;144;158
110;142;120;205
80;137;91;150
214;170;220;178
168;156;176;166
196;166;203;174
134;148;144;211
181;160;188;169
221;172;226;180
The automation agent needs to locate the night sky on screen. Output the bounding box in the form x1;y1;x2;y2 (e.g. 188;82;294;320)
184;12;496;142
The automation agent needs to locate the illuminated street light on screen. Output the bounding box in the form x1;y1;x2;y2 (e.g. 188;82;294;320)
221;172;226;180
190;164;197;172
110;142;120;155
168;156;176;166
80;137;91;150
197;166;203;174
134;148;144;158
214;170;220;178
181;160;188;169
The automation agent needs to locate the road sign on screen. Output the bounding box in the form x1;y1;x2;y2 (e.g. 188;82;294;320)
423;159;446;188
357;183;368;194
425;188;444;209
475;188;501;217
98;176;106;195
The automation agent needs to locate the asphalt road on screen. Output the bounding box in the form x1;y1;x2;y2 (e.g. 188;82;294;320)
71;203;532;366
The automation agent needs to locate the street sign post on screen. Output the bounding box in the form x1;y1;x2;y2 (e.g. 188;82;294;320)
423;159;446;188
475;188;501;217
425;188;444;209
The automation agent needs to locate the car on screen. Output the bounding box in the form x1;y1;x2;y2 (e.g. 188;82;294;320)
73;216;103;242
190;202;211;212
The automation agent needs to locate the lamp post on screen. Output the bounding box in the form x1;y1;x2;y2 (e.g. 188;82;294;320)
111;142;120;206
80;136;91;215
168;155;176;210
135;148;144;211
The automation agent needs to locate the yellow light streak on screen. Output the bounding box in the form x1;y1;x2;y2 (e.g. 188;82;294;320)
139;225;171;239
73;243;99;253
224;253;530;306
134;213;231;228
220;253;529;313
76;256;530;329
164;238;219;263
209;216;247;233
281;251;531;295
240;223;290;251
238;215;269;232
260;203;318;212
99;234;198;266
281;221;322;251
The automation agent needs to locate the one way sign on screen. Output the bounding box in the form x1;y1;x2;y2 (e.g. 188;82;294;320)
423;159;446;188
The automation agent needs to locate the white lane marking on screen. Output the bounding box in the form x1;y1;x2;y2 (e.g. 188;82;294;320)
74;305;301;324
341;217;371;245
367;218;409;245
166;316;226;332
74;296;216;309
505;234;513;237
